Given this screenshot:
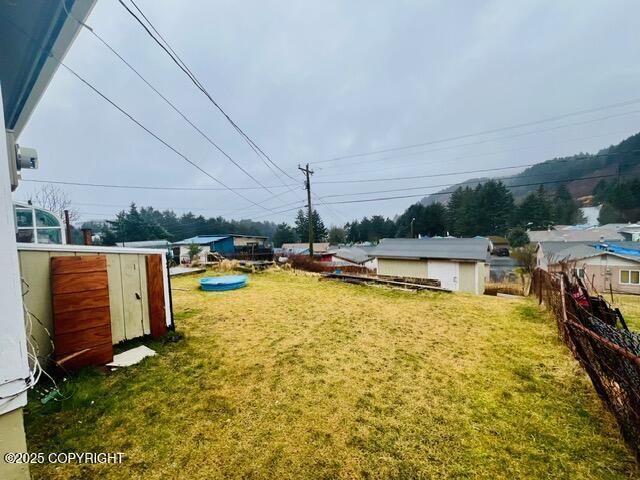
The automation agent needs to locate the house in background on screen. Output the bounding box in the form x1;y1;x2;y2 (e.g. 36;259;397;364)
536;241;640;294
368;237;490;293
173;234;269;263
619;225;640;242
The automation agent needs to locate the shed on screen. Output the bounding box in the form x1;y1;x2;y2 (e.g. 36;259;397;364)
369;238;490;294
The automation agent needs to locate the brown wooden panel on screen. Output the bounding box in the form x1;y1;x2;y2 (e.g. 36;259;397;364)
52;255;112;370
55;326;113;356
54;306;111;336
51;255;106;275
52;271;108;295
145;255;167;338
52;290;110;314
56;342;113;371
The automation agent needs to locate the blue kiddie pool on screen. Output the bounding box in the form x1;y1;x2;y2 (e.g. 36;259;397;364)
200;275;248;292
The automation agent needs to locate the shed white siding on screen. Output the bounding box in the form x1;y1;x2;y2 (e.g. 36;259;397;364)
376;257;484;294
377;258;428;278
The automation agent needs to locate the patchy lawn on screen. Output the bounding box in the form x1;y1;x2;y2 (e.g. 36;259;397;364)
25;270;638;479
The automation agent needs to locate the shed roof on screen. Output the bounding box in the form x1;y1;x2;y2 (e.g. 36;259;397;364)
174;235;230;246
369;237;490;261
116;240;170;248
332;247;371;264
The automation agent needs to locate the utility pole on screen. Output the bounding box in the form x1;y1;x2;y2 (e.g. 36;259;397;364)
298;163;314;257
64;209;72;245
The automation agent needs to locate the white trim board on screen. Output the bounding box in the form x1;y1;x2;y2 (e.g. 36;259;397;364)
17;243;166;255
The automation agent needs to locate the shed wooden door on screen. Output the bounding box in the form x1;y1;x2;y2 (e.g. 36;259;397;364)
51;255;113;370
145;255;167;338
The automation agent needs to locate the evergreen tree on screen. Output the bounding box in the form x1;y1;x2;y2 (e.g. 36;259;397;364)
272;223;298;247
507;227;529;247
515;185;555;229
553;184;584;225
396;202;447;237
447;187;477;236
328;226;347;244
474;180;514;236
345;220;361;243
598;203;625;224
294;209;327;242
100;227;118;246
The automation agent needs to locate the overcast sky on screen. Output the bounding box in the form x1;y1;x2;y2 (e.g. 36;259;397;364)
15;0;640;226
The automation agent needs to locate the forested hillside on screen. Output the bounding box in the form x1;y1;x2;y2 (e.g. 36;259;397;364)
423;131;640;204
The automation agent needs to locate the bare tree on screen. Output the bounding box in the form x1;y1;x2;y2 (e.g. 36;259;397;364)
29;185;79;222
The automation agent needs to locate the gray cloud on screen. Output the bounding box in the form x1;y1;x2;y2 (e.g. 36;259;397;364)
16;0;640;226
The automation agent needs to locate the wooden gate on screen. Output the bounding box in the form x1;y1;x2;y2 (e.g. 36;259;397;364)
51;255;113;370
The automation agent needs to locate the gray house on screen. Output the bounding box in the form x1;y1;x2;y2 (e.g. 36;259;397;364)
368;238;490;294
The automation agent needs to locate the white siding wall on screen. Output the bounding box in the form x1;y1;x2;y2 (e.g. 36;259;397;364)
0;94;29;415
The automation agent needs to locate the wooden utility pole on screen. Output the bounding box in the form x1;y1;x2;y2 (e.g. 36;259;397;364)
298;163;314;257
64;209;72;245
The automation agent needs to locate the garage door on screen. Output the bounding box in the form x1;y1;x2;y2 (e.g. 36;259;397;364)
428;260;459;291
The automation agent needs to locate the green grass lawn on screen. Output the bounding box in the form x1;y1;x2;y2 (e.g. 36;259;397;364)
610;294;640;331
25;270;638;479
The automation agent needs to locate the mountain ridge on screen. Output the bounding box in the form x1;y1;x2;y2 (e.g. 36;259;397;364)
421;131;640;205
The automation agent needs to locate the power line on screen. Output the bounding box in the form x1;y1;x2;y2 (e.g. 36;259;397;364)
321;173;627;206
314;97;640;164
118;0;297;183
59;62;277;212
0;12;278;213
21;179;297;191
319;163;637;199
313;150;640;185
313;128;638;173
60;3;281;197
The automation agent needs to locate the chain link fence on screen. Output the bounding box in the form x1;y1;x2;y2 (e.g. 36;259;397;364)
532;268;640;459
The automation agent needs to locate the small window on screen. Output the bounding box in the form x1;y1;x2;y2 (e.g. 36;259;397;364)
16;229;34;243
573;268;585;279
620;270;640;285
15;208;33;227
35;209;60;227
37;228;62;244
